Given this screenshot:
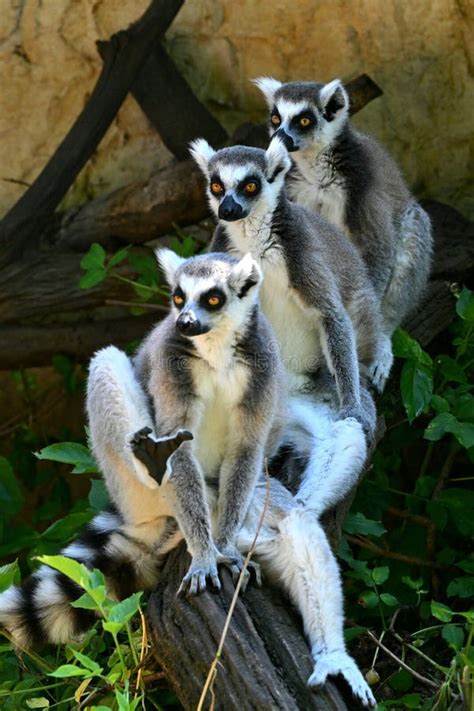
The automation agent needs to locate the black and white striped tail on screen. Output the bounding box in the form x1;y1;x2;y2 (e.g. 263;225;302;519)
0;509;173;649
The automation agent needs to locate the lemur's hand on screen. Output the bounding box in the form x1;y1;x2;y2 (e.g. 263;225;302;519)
178;552;221;596
215;542;262;592
130;427;193;486
339;403;374;438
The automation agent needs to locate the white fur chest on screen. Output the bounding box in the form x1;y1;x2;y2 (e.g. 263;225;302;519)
191;358;249;477
289;156;348;234
259;254;323;391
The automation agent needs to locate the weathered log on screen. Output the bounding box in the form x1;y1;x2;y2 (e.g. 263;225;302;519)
149;545;349;711
0;0;184;265
56;159;207;252
0;316;158;371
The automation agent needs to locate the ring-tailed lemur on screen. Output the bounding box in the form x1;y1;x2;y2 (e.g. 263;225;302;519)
254;76;433;391
191;136;378;512
0;251;376;707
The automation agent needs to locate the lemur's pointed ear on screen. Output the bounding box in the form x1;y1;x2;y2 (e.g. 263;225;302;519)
230;253;262;298
253;77;282;107
265;136;292;182
319;79;349;122
155;248;186;285
189;138;216;176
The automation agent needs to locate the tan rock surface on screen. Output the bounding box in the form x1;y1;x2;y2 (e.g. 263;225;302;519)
0;0;473;219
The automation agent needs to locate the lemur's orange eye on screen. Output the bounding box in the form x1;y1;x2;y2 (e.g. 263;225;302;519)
271;114;281;126
173;294;184;307
244;181;258;194
300;117;311;127
210;182;224;195
208;295;220;307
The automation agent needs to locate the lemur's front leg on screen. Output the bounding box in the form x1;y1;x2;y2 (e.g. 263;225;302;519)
319;304;375;436
163;442;222;595
215;442;265;591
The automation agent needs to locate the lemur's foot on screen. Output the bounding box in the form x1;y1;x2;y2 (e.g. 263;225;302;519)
130;427;193;485
308;651;376;708
368;336;394;394
216;547;262;592
178;556;221;596
339;404;373;438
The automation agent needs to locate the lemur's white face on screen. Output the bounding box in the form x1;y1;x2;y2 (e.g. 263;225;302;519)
254;77;349;155
156;249;262;338
189;139;291;226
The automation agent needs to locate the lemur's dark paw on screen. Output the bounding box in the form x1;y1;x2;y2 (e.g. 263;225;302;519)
178;559;221;596
217;552;262;592
130;428;193;485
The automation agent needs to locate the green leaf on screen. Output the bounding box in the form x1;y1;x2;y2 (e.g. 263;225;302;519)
88;479;109;511
80;243;106;271
435;355;467;383
424;412;457;441
392;329;432;365
423;413;474;448
70;592;101;611
34;442;97;474
438;489;474;536
442;624;464;650
430;394;450;413
107;592;142;625
456;287;474;321
447;576;474;598
452;393;474;421
389;668;414;692
344;626;367;642
431;600;453;622
400;359;433;422
79;268;107;289
48;664;89;678
381;593;399;607
0;457;24;515
457;559;474;574
40;512;93;543
343;512;386;537
108;247;130;268
372;566;389;585
0;560;21;592
37;555;91;589
70;649;102;676
358;590;379;608
26;699;50;709
402;575;424;591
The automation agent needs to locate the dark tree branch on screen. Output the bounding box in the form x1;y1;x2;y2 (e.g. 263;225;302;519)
128;43;228;158
0;0;184;264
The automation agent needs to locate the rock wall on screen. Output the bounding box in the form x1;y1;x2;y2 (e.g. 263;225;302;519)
1;0;473;219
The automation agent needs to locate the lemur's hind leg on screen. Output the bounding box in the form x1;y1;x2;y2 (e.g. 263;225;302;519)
0;345;186;649
238;484;376;708
284;397;368;516
370;201;432;393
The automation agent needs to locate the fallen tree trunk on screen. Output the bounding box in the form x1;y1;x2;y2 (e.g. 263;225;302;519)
149;545;349;711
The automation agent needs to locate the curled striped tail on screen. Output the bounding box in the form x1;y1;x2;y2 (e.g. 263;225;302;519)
0;509;180;649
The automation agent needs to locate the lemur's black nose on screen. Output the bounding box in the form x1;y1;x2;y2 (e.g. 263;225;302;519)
218;195;244;221
176;312;208;337
274;129;298;152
